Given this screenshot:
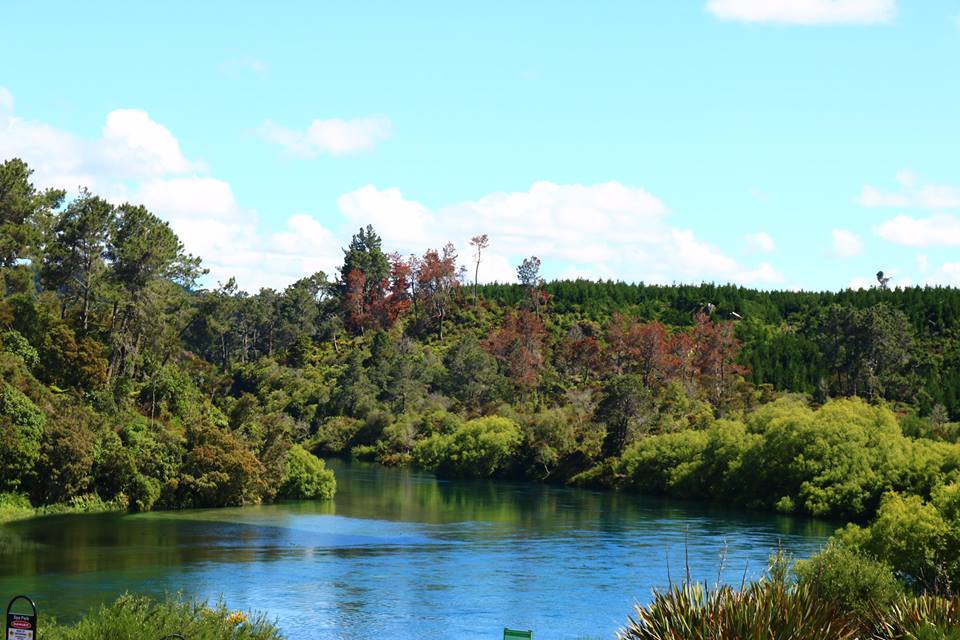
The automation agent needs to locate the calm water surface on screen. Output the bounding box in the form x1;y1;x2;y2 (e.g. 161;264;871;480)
0;460;833;639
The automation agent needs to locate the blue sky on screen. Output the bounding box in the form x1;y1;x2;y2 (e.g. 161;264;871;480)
1;0;959;292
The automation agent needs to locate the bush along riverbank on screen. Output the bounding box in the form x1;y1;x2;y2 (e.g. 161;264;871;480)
41;594;282;640
620;551;960;640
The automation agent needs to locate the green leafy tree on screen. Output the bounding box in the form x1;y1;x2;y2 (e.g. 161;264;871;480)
0;382;45;492
41;189;114;332
0;158;64;270
442;334;502;411
596;374;653;457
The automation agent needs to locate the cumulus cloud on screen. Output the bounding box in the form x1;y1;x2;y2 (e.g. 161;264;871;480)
170;212;343;292
258;116;391;156
100;109;198;177
335;181;784;286
0;86;343;292
0;93;199;190
876;214;960;247
744;231;776;254
706;0;895;24
831;229;864;257
858;173;960;210
0;86;785;291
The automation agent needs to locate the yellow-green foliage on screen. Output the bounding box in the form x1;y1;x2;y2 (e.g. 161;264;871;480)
836;483;960;591
613;398;960;519
279;445;336;499
413;416;522;478
44;594;282;640
795;543;902;615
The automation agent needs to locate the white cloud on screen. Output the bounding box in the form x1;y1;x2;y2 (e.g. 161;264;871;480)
858;184;910;208
335;181;784;286
100;109;196;177
258;116;391;156
706;0;895;24
133;177;239;219
858;173;960;210
0;86;786;292
831;229;863;257
937;263;960;286
338;185;433;248
876;214;960;247
0;87;12;114
0;91;200;190
0;86;346;292
171;212;343;292
848;276;873;290
896;169;916;187
745;231;776;254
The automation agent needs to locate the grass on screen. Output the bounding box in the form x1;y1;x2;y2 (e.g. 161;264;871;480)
0;492;124;525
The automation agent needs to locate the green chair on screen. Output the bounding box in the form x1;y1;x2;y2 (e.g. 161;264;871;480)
503;628;532;640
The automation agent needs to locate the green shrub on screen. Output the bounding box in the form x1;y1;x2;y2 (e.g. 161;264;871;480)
413;416;522;478
795;543;902;615
44;594;282;640
616;429;709;496
279;445;336;499
836;484;960;591
0;491;32;523
175;420;266;507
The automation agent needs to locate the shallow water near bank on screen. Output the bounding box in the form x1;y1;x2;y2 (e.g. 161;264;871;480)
0;460;833;639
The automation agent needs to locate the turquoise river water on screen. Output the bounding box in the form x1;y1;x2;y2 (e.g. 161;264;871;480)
0;460;834;639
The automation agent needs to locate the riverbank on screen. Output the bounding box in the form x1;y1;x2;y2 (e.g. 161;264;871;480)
0;492;124;525
0;461;830;638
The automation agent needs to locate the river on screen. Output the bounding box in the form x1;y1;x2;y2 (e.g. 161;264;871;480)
0;460;833;639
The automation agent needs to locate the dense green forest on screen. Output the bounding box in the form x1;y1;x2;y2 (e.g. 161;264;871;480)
6;155;960;616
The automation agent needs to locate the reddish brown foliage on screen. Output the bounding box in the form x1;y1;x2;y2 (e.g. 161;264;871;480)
691;312;748;409
606;314;671;385
558;327;603;382
416;243;460;339
485;310;547;391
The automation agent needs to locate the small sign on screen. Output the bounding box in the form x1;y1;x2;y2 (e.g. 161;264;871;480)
5;596;36;640
6;614;33;640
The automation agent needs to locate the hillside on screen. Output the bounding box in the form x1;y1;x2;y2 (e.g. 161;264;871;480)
2;156;959;520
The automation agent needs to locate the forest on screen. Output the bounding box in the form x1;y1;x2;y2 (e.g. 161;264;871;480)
6;155;960;627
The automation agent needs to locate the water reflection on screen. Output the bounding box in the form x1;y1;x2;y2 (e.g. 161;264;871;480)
0;461;833;640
